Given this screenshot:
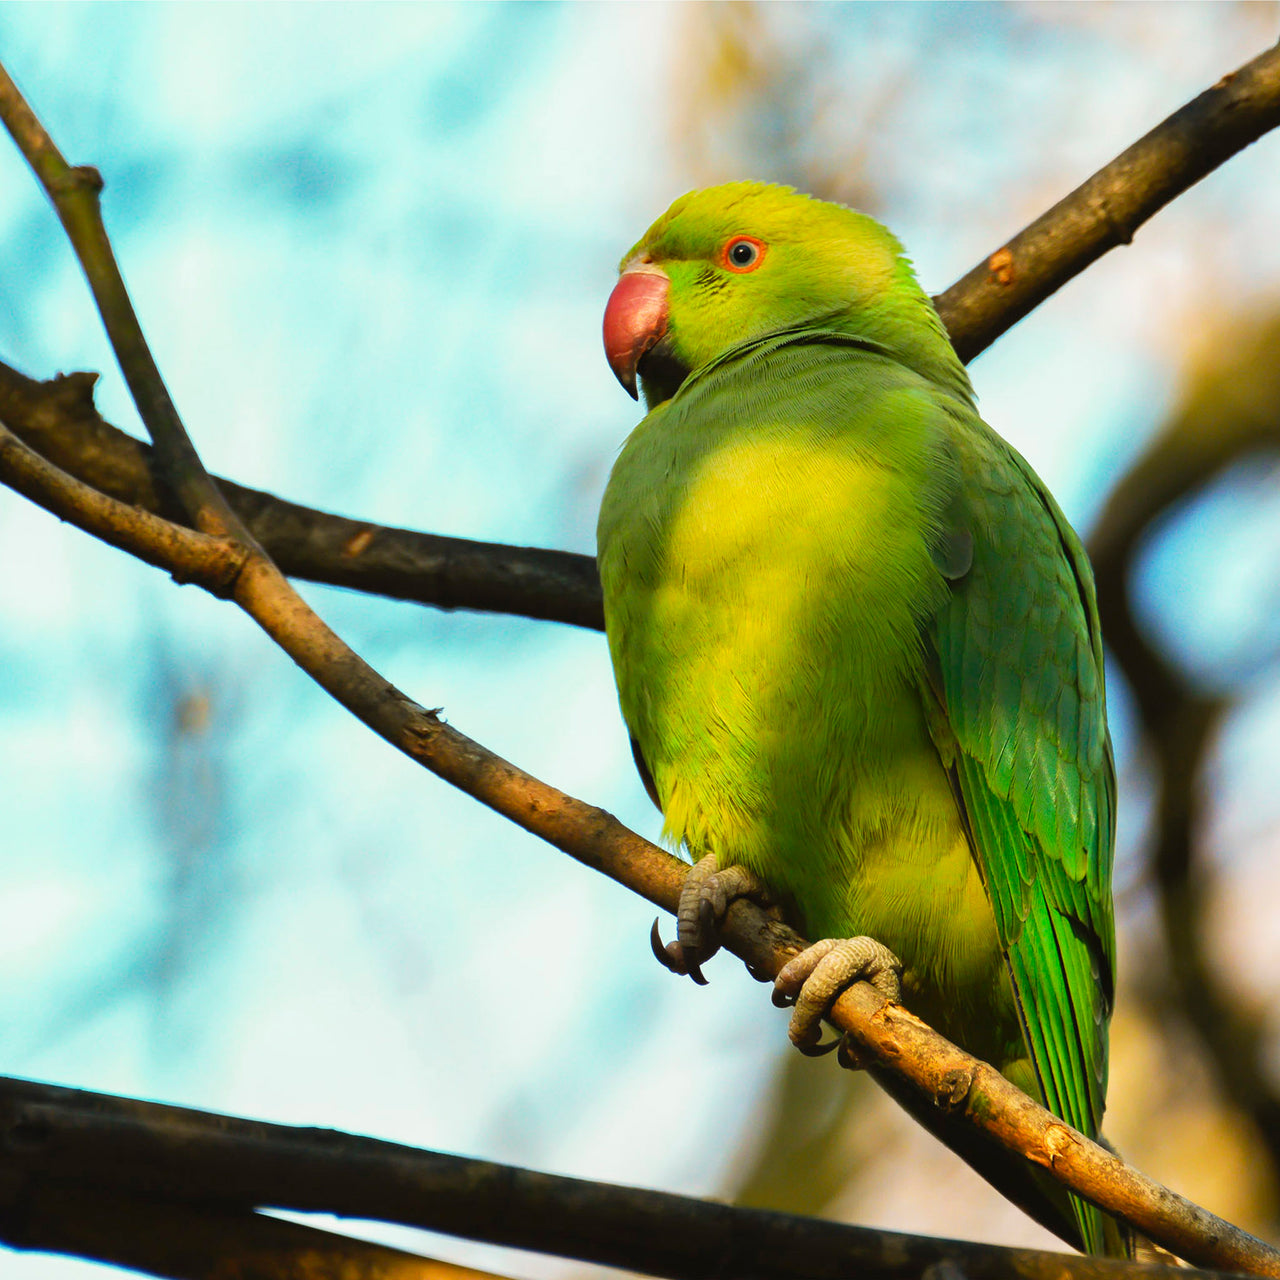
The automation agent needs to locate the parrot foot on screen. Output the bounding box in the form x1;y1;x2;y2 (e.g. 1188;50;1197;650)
771;936;902;1062
650;853;770;985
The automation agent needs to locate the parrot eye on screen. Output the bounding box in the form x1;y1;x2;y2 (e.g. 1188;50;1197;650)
722;236;766;273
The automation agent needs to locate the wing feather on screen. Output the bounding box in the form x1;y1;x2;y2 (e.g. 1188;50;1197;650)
928;411;1117;1255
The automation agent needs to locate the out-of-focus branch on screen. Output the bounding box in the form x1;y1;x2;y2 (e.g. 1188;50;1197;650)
0;1074;1245;1280
934;42;1280;362
4;415;1278;1273
7;45;1280;631
1;1182;501;1280
1089;311;1280;1180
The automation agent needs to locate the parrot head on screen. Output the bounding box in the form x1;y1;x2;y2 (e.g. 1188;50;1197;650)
603;182;968;409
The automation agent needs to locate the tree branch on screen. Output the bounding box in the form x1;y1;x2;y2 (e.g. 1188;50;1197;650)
933;41;1280;361
0;362;606;630
0;63;250;540
0;1074;1236;1280
1;1182;502;1280
0;409;683;901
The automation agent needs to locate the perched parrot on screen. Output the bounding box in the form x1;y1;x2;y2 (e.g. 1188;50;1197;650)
596;183;1122;1255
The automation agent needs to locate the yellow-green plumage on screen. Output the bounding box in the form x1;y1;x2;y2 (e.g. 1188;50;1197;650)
597;184;1119;1253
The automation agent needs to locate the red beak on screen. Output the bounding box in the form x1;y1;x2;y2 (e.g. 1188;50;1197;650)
603;266;669;399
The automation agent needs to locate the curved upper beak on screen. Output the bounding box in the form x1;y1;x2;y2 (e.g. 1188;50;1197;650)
603;262;669;399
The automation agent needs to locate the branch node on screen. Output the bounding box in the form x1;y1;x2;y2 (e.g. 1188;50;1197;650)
1040;1122;1079;1170
53;369;99;403
72;163;103;194
402;708;445;760
49;164;103;201
1089;189;1136;246
934;1065;977;1112
343;526;377;558
986;247;1015;286
173;537;251;598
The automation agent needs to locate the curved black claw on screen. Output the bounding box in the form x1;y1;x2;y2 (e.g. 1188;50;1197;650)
771;983;797;1009
772;936;904;1061
835;1035;874;1071
798;1035;844;1058
675;866;725;973
775;964;842;1053
649;918;708;985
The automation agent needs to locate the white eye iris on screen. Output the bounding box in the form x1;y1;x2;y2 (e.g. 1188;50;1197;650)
728;239;758;268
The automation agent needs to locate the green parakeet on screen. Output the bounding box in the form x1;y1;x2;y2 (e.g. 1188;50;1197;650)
596;183;1121;1255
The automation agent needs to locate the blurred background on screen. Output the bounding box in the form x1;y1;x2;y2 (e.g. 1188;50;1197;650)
2;2;1280;1275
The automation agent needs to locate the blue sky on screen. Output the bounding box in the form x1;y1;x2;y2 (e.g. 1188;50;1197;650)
3;4;1280;1275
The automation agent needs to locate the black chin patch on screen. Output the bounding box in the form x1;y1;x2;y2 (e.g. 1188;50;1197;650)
637;335;690;408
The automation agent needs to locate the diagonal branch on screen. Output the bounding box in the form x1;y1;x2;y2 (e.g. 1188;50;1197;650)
0;412;685;908
934;41;1280;361
0;65;252;540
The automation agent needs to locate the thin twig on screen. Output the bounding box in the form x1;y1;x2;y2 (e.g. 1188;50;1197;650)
0;1075;1234;1280
0;64;244;539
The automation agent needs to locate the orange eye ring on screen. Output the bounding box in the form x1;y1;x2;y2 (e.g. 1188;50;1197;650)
721;235;767;273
